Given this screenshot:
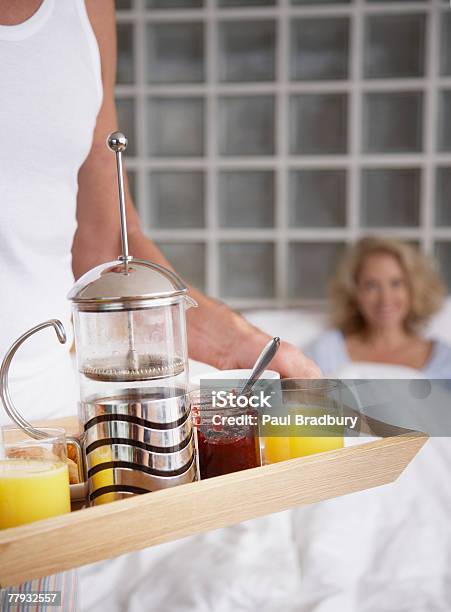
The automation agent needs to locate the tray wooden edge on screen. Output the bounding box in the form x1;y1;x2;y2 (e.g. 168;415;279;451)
0;430;428;587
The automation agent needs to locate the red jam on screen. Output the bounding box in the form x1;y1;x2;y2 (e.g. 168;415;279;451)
196;427;260;479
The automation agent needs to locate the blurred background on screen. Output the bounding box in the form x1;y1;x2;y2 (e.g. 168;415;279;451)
114;0;451;309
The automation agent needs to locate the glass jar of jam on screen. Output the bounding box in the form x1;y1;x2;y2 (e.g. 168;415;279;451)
191;389;261;479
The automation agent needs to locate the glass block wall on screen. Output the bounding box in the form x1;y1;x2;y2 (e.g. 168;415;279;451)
115;0;451;308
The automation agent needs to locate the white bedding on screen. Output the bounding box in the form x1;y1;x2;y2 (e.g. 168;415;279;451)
292;438;451;612
291;363;451;612
79;511;303;612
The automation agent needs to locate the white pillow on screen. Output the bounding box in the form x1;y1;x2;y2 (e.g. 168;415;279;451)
242;308;328;348
425;296;451;344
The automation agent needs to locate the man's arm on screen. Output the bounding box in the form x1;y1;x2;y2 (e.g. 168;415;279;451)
73;0;320;377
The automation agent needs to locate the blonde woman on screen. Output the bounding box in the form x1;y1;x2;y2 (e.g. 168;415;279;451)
306;237;451;376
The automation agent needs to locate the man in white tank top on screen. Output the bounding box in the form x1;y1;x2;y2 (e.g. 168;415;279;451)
0;2;318;611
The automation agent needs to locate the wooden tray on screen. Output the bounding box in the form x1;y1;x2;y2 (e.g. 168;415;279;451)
0;416;427;587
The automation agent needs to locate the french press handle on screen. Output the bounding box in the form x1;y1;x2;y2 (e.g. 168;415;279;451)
0;319;86;481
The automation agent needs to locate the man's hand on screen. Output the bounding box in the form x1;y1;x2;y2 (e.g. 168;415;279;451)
257;339;321;378
223;337;321;379
186;298;321;378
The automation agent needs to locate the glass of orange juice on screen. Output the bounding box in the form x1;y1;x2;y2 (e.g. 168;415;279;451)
0;427;71;529
262;379;344;463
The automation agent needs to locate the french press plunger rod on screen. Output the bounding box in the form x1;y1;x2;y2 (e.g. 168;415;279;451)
107;131;139;372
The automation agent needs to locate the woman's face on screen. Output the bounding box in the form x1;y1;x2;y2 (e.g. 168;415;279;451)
355;253;411;332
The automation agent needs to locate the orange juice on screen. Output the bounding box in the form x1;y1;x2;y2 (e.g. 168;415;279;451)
264;433;343;463
0;458;70;529
263;404;344;463
89;446;115;505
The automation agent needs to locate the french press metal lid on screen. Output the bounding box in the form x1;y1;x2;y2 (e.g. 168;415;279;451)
69;132;196;384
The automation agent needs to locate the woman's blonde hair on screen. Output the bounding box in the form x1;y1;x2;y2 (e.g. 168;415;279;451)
329;236;446;334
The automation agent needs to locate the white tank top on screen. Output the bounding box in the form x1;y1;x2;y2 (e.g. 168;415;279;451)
0;0;102;424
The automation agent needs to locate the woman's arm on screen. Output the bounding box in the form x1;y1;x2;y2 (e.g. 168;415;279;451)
72;0;320;377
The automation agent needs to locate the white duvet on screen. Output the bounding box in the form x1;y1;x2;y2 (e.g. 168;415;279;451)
291;363;451;612
79;510;303;612
79;363;451;612
292;437;451;612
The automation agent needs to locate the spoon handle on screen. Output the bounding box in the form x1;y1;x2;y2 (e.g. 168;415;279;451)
241;337;280;396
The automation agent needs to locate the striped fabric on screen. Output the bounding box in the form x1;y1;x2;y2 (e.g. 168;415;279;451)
0;570;78;612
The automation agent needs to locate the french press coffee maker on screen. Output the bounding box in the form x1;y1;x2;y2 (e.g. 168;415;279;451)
1;132;198;505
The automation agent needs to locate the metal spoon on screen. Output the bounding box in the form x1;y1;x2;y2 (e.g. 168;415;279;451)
240;337;280;396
